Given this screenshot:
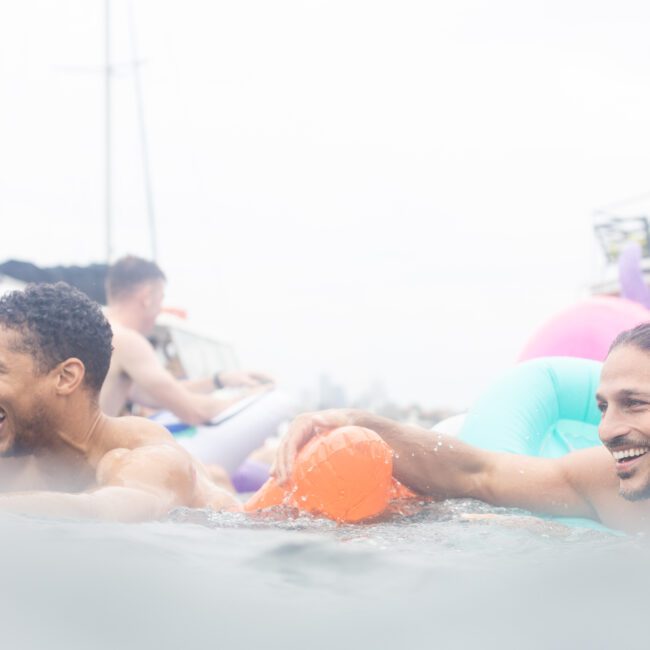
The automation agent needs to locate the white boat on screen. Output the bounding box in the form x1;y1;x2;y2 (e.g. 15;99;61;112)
150;310;239;380
591;212;650;295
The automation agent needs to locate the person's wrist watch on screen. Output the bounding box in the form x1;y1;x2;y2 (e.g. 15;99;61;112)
213;372;224;389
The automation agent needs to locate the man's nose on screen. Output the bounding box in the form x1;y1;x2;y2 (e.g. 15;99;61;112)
598;408;630;444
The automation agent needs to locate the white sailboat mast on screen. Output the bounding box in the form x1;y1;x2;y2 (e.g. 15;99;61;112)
103;0;157;263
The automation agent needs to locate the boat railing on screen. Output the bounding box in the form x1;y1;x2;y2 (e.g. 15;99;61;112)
593;214;650;263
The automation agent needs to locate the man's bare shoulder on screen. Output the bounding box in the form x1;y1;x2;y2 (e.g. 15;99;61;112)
96;416;241;512
103;415;176;451
109;323;160;378
110;322;150;351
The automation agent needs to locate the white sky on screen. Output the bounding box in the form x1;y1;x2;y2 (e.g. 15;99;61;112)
1;0;650;410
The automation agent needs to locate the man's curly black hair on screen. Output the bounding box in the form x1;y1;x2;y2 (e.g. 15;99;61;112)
0;283;113;393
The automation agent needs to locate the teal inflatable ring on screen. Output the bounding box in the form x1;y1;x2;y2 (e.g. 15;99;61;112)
458;357;611;531
459;357;603;458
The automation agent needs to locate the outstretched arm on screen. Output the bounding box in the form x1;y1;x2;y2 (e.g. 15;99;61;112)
118;329;267;425
182;370;275;394
0;486;169;522
0;443;239;522
272;409;603;520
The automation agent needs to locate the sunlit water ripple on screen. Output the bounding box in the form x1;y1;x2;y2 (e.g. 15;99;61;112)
1;499;647;649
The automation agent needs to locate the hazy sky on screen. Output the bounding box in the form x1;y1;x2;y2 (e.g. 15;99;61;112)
1;0;650;409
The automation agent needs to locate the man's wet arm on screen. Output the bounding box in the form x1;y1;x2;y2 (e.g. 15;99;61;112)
0;487;168;522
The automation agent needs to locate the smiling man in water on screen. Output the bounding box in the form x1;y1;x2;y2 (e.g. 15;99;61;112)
0;282;239;521
273;323;650;533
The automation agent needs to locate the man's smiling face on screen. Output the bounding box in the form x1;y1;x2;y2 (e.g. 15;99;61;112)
598;344;650;501
0;326;55;457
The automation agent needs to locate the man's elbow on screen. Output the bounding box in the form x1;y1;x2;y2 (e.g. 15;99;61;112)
149;390;214;426
173;403;214;427
96;488;170;522
180;412;208;427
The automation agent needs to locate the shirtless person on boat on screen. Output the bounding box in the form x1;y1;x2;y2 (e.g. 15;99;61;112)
100;255;272;425
0;282;239;521
273;323;650;534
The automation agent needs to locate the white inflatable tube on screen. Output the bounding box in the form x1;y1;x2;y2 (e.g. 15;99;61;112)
155;389;295;473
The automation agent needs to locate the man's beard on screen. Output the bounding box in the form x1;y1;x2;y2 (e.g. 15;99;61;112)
620;481;650;502
2;402;56;457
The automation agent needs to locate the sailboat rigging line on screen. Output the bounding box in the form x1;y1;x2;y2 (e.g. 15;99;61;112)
104;0;112;263
128;0;158;262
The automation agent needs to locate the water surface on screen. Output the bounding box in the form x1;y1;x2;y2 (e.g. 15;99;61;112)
1;500;646;649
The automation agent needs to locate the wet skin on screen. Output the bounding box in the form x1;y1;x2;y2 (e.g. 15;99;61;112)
597;344;650;501
272;344;650;533
0;326;239;521
101;278;274;424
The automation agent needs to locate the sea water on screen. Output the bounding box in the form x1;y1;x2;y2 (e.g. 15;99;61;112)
1;499;647;650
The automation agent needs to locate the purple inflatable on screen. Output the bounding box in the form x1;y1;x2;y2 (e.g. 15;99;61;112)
618;242;650;309
231;459;271;493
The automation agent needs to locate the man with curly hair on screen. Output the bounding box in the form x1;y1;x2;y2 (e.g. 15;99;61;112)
0;283;239;521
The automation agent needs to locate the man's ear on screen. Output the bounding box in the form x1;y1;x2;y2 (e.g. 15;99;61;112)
134;283;152;308
54;358;86;395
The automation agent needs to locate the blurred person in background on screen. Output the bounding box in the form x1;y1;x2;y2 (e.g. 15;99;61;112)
101;255;293;485
101;255;272;423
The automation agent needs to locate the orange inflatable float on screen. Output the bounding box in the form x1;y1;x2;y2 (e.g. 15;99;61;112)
245;425;415;522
